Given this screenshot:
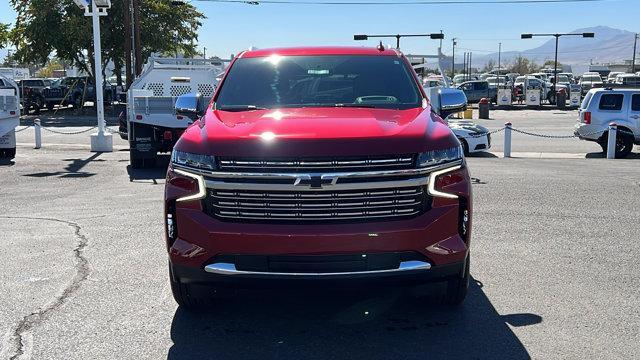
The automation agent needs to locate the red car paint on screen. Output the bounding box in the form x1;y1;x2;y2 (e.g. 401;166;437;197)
165;47;472;304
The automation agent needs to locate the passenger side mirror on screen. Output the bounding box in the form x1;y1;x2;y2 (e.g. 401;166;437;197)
175;93;205;120
438;88;468;119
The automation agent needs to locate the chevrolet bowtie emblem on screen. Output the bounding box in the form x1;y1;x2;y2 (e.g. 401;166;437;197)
294;175;338;188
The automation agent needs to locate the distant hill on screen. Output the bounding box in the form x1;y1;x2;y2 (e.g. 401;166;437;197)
474;26;637;68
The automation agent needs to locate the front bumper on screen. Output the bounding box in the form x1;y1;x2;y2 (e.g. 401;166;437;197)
166;161;472;285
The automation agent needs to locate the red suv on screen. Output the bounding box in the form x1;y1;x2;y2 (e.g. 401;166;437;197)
165;46;472;308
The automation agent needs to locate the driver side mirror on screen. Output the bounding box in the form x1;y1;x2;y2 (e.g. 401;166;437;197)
175;93;206;120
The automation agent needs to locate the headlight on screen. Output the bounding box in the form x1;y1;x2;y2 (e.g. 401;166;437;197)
171;150;216;170
417;146;463;168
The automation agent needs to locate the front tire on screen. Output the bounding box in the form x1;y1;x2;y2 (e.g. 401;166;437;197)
444;255;470;306
169;263;212;309
459;138;470;156
0;147;16;160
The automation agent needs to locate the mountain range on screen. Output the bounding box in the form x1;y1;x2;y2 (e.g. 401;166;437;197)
473;26;637;67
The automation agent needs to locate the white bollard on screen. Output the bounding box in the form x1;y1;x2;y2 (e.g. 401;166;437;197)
34;119;42;149
606;123;617;159
504;122;512;158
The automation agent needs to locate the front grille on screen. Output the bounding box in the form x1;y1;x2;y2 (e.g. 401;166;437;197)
205;186;429;222
218;155;414;173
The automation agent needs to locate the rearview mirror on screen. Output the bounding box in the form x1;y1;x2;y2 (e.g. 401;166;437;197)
175;93;205;120
438;88;468;119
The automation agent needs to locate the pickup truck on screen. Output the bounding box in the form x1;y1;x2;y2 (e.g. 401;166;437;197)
16;78;51;114
42;76;116;109
165;46;473;309
457;80;497;103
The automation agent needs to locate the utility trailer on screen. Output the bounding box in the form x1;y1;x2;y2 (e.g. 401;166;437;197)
0;75;20;160
127;58;226;168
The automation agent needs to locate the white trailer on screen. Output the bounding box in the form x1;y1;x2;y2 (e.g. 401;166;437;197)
127;57;226;168
0;75;20;160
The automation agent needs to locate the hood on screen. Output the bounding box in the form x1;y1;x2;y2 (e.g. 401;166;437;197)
177;106;458;157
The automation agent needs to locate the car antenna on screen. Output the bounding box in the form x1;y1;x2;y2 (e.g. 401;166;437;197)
377;41;385;51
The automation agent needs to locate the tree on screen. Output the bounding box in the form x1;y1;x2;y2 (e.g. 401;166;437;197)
482;59;495;73
509;55;539;75
0;23;9;49
9;0;204;79
36;58;64;77
543;59;563;69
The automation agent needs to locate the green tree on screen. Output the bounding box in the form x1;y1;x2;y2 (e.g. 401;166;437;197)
542;59;563;69
9;0;204;79
0;23;10;49
481;59;496;73
509;55;539;75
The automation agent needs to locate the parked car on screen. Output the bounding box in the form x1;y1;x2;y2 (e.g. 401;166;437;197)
607;72;625;84
579;73;604;95
457;80;497;103
423;85;491;155
485;76;511;89
574;88;640;157
16;78;51;114
613;74;640;87
452;74;478;86
42;76;116;109
165;46;473;309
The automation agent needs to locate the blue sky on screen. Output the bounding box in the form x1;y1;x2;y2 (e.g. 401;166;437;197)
1;0;639;62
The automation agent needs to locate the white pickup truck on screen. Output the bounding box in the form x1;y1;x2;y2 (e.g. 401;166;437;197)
127;58;226;168
0;75;20;160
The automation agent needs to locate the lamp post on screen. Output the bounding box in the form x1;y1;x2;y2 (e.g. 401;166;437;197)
76;0;114;152
521;32;594;103
632;33;638;74
354;33;445;50
451;38;457;78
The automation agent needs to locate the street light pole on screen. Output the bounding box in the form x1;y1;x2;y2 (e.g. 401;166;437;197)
632;33;638;74
452;38;457;78
498;42;501;87
354;33;445;51
521;32;594;104
553;34;559;96
87;0;113;152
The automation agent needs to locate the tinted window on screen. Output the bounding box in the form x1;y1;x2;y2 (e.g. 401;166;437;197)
598;94;624;111
632;94;640;112
474;82;488;90
23;80;42;86
216;55;423;110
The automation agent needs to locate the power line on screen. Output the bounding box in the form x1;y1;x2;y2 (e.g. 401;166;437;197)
194;0;611;5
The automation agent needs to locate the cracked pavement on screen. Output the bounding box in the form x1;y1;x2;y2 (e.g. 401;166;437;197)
1;110;639;359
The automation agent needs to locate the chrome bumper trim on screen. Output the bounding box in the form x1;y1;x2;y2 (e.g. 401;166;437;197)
173;159;463;180
204;176;429;191
204;260;432;276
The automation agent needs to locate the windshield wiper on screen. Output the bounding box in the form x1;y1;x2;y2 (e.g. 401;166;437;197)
334;103;378;108
217;105;268;112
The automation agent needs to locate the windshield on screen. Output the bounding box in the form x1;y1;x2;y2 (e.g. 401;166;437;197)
215;55;423;110
582;75;601;82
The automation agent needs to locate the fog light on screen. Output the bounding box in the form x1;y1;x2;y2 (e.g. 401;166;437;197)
167;213;175;240
462;209;469;235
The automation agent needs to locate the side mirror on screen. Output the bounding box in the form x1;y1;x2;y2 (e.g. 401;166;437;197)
175;93;205;120
438;88;468;119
